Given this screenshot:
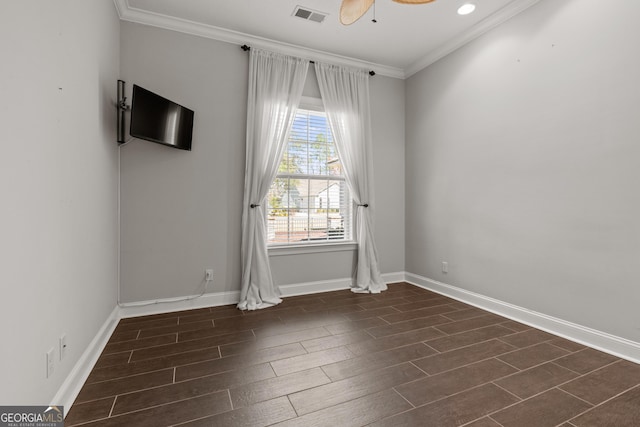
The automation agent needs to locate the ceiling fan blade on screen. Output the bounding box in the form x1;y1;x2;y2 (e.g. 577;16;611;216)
340;0;375;25
392;0;437;4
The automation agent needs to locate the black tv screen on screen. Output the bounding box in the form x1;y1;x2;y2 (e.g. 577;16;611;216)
130;85;194;151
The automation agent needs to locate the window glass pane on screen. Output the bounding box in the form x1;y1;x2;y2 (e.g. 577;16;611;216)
292;178;309;210
327;144;343;176
308;112;330;175
328;179;347;240
290;112;309;174
268;177;288;216
278;150;290;174
288;209;308;243
288;139;307;174
267;215;286;244
308;206;329;242
268;108;351;246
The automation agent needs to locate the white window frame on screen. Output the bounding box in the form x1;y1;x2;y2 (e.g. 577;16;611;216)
267;97;356;254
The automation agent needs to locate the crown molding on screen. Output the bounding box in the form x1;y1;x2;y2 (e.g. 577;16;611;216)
405;0;542;77
114;0;540;80
112;0;405;79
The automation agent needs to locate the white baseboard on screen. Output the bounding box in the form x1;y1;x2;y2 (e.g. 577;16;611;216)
52;306;120;411
404;272;640;364
56;290;239;415
118;291;241;319
279;278;352;297
278;272;407;297
381;272;406;284
66;269;610;416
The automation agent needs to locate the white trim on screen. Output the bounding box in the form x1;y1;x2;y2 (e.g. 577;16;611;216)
404;272;640;364
279;278;352;297
405;0;542;77
53;273;401;411
59;267;640;417
381;271;406;284
118;291;241;319
114;0;541;80
53;306;120;413
112;0;404;79
269;242;357;257
53;289;240;413
278;272;407;297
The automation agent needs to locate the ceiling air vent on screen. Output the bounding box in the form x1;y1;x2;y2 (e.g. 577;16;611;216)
293;6;328;24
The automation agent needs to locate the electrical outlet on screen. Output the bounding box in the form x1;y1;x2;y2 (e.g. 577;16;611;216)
442;261;449;274
59;334;67;361
46;348;55;378
205;269;214;281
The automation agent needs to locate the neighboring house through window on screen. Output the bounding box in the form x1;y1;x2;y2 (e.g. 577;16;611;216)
267;105;352;245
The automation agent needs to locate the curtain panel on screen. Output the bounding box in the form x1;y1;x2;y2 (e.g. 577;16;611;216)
239;49;309;310
315;62;386;294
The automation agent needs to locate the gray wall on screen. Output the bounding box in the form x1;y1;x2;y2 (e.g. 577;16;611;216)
370;74;406;275
119;22;246;302
405;0;640;342
0;1;120;404
119;22;405;302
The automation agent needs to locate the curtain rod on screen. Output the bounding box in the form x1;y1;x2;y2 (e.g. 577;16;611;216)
240;45;375;76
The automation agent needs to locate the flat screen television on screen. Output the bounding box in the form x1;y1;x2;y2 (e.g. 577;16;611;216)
130;84;194;151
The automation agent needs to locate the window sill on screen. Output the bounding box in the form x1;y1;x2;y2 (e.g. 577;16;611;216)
268;241;358;257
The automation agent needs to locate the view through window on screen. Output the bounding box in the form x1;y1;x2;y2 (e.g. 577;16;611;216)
267;108;351;245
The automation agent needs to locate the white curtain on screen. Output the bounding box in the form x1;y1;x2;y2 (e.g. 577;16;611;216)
315;63;386;294
239;49;309;310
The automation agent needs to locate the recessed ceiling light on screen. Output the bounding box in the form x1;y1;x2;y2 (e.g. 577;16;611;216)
457;3;476;15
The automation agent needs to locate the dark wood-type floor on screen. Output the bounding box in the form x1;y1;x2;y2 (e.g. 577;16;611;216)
66;282;640;426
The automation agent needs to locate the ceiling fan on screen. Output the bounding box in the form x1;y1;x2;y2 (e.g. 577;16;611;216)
340;0;436;25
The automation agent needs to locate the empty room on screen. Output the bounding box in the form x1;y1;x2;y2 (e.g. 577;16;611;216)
1;0;639;426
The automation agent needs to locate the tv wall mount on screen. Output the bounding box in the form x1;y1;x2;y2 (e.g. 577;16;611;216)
117;79;131;144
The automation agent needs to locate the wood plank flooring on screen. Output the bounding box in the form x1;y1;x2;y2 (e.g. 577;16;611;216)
65;282;640;426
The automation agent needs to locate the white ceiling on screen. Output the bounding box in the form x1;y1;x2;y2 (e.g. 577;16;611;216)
116;0;540;78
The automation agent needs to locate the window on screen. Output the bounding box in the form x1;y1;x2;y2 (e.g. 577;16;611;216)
267;107;352;245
